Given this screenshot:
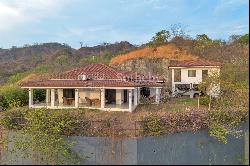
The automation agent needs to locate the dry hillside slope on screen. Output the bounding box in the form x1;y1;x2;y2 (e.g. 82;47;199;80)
110;44;198;64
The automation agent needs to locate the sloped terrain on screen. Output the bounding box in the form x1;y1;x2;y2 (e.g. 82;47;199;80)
110;44;198;65
0;41;136;84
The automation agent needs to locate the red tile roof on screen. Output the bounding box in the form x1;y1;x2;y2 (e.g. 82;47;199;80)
20;63;164;88
169;59;222;68
21;79;163;88
52;63;161;80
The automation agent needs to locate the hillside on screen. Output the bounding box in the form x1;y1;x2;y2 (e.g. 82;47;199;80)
0;41;136;84
76;41;135;57
110;44;198;65
0;43;70;83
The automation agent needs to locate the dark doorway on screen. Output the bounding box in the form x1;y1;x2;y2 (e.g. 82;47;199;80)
141;87;150;97
63;89;75;98
105;89;116;104
124;90;128;103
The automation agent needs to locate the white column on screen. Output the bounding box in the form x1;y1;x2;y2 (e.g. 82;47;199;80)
46;89;50;105
75;89;79;108
58;89;63;104
29;88;33;108
134;88;138;106
51;89;55;107
172;69;175;96
155;88;160;104
101;88;105;109
129;89;133;112
137;88;141;104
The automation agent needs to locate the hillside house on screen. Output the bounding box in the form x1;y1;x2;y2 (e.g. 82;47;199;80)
169;59;221;98
20;63;164;112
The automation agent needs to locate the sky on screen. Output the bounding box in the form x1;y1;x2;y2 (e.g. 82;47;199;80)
0;0;249;49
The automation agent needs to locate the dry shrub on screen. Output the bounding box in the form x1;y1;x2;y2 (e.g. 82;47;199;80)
140;109;208;136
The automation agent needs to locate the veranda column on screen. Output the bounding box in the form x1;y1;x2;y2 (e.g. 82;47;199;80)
46;89;50;106
51;89;55;108
101;88;105;109
137;87;141;104
171;69;175;96
75;89;79;108
134;88;138;106
155;88;160;104
28;88;33;108
128;89;133;112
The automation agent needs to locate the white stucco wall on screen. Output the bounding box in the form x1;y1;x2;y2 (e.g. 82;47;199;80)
78;89;100;103
171;67;220;96
116;89;124;104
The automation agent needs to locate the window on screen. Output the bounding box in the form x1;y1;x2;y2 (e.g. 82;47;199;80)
202;70;208;80
188;70;196;77
174;69;181;82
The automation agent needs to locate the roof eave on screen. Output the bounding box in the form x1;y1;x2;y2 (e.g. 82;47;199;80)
168;65;221;69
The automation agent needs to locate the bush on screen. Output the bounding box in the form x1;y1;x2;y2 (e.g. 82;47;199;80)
140;95;154;104
207;108;248;144
199;95;217;107
0;108;28;130
2;108;83;164
0;84;28;110
208;123;228;144
142;114;166;136
199;95;210;106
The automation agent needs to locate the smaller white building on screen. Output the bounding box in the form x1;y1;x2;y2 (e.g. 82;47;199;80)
169;59;222;98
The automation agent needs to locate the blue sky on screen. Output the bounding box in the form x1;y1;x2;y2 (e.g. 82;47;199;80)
0;0;249;49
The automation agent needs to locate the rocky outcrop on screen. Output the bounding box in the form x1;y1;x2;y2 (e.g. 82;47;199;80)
111;58;172;89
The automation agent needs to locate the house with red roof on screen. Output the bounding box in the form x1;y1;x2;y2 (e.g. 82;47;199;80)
20;63;164;112
169;59;222;98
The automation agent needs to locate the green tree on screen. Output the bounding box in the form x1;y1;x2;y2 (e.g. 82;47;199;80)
238;33;249;45
195;34;215;54
147;30;170;47
229;34;249;45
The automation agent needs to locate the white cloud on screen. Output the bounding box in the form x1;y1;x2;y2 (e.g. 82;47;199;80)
214;0;249;15
230;24;248;34
0;3;25;31
0;0;69;32
55;25;114;39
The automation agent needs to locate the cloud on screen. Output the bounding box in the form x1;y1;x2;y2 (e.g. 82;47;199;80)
230;24;249;34
0;0;68;32
55;25;114;39
0;3;25;31
214;0;249;15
